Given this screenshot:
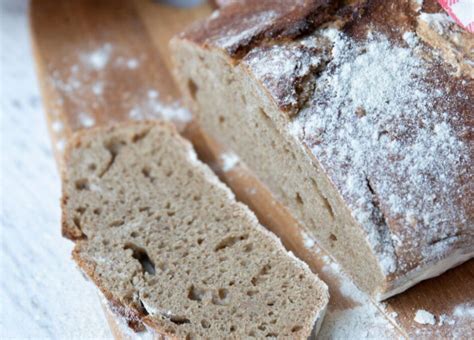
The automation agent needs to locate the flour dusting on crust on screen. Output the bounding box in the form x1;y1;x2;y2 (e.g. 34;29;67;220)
288;29;472;277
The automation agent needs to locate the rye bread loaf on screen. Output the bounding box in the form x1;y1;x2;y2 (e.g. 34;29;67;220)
61;121;328;339
170;0;474;300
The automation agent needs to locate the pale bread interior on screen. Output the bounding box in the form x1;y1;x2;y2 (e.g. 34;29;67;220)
62;121;328;339
171;39;387;297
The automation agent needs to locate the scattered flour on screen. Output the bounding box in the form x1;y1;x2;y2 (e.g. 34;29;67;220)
246;187;257;195
51;120;63;133
83;43;113;70
55;139;66;152
127;89;192;123
315;247;399;339
289;29;469;277
220;152;240;172
301;231;315;249
453;303;474;318
91;82;104;96
78;112;95;128
127;58;139;69
50;44;191;128
214;10;278;51
414;309;436;325
419;12;455;34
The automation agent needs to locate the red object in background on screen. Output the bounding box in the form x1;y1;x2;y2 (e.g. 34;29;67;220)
437;0;474;33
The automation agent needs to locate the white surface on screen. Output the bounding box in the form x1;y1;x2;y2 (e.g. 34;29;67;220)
0;1;112;338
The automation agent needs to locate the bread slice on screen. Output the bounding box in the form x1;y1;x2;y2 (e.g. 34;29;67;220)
170;0;473;300
61;121;328;339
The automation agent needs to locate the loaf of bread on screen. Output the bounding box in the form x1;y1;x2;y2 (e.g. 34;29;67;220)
61;121;328;338
171;0;473;300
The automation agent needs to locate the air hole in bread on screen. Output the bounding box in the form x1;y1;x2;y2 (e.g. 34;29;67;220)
330;233;337;241
212;288;229;305
295;193;304;206
266;332;278;337
142;166;152;179
109;220;125;228
73;216;81;230
218;116;225;124
124;243;156;275
259;108;270;121
130;231;138;238
322;196;335;219
188;285;207;302
169;315;190;325
310;178;335;220
139;299;150;316
291;325;303;333
131;128;151;143
201;319;211;329
88;163;97;171
197;238;204;245
247;290;258;296
188;79;198;100
251;264;272;286
214;234;249;252
100;139;125;177
93;207;102;215
243;243;253;252
230;325;236;332
75;178;89;190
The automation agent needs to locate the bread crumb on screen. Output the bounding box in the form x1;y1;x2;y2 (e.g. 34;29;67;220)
414;309;436;325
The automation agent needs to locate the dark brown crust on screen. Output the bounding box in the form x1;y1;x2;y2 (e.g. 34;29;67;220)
181;0;341;58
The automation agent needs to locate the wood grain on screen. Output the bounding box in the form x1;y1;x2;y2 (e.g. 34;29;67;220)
29;0;473;338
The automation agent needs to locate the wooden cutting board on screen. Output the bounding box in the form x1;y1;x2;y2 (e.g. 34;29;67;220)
29;0;473;338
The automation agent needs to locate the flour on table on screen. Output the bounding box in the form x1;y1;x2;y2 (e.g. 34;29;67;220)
83;43;113;70
49;44;192;128
55;139;66;152
317;251;399;339
51;120;63;133
78;112;95;128
220;152;240;172
301;231;315;249
128;89;192;123
126;58;139;69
